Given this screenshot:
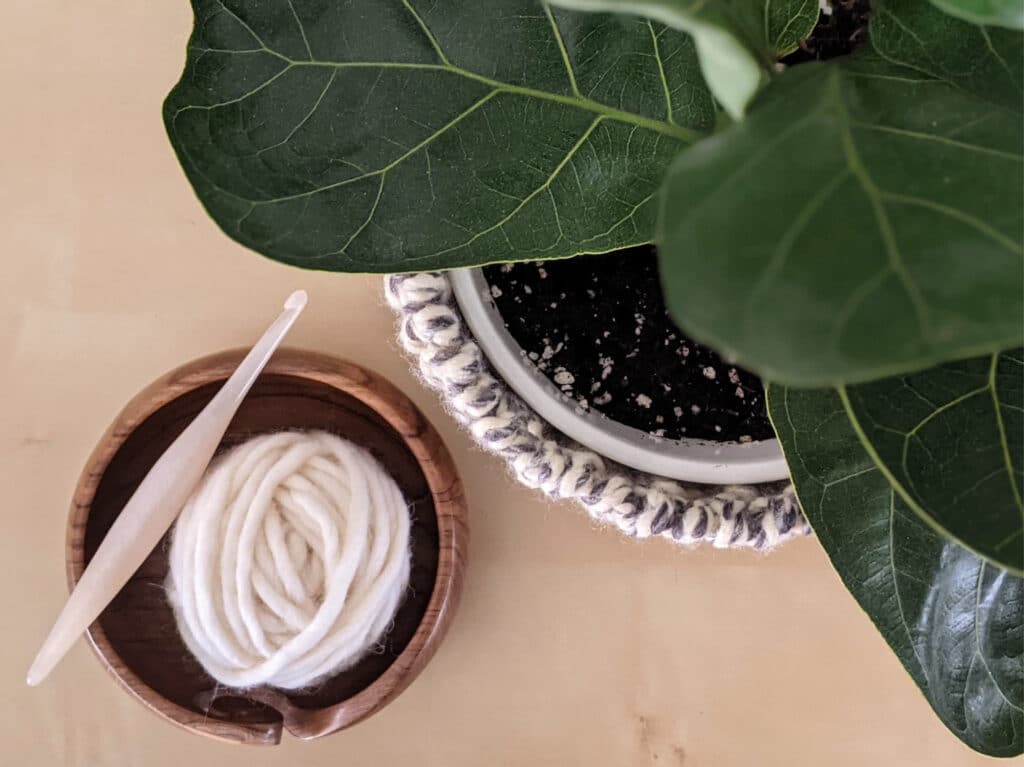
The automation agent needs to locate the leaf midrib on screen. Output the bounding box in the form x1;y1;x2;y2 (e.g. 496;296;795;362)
175;2;706;239
184;17;702;144
181;0;701;235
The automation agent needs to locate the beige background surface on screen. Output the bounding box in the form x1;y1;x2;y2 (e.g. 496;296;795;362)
0;2;997;765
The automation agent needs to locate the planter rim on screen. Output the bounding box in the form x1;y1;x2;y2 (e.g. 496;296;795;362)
450;268;789;485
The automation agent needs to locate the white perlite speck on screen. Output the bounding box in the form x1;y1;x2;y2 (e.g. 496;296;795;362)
636;394;653;408
553;369;575;386
542;342;562;360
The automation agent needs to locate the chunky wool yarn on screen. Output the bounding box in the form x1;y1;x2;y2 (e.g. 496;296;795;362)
166;430;411;690
385;273;809;550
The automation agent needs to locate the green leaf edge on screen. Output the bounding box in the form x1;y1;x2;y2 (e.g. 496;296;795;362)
765;383;1024;757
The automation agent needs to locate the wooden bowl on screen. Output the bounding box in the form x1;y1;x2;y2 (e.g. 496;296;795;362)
66;349;468;745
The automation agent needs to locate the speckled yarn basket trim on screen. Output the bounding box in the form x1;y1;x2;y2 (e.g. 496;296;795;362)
385;273;809;550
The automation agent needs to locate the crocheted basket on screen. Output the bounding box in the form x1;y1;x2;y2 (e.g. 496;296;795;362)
385;273;809;551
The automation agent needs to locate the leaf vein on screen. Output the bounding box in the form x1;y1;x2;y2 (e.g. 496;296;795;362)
743;168;850;343
252;89;501;205
543;2;580;98
286;0;312;60
401;0;451;66
413;117;605;262
888;490;929;672
880;192;1023;255
973;566;1024;714
257;69;336;154
989;353;1024;519
215;0;271;51
324;173;386;259
851;121;1023;162
647;20;676;125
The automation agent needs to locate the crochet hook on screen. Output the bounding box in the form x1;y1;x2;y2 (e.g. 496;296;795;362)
27;289;308;687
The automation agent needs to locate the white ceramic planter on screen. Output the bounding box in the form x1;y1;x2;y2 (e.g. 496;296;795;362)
451;268;789;485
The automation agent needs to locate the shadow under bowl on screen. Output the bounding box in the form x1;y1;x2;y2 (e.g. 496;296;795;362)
66;348;468;745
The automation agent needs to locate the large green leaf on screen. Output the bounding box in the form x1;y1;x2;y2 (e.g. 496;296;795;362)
842;350;1024;573
658;0;1024;386
768;382;1024;757
928;0;1024;29
547;0;819;118
165;0;714;272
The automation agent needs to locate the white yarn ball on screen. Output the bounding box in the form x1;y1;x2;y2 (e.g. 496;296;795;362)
166;430;411;690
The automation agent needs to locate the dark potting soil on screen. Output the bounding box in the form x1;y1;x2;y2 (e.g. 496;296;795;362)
781;0;872;65
481;247;775;443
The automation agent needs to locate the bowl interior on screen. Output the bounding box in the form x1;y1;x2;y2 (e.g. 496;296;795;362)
78;371;440;737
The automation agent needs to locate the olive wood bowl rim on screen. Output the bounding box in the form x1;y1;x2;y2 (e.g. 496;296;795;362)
65;348;468;744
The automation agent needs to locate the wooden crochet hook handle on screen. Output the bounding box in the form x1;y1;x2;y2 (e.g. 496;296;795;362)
27;291;307;687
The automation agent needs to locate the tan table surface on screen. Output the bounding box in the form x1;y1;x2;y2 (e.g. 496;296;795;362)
0;3;996;765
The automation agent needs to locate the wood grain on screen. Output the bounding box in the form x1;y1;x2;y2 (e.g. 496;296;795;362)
65;349;468;745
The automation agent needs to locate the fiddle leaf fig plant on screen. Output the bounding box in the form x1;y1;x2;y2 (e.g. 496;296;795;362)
165;0;1023;755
